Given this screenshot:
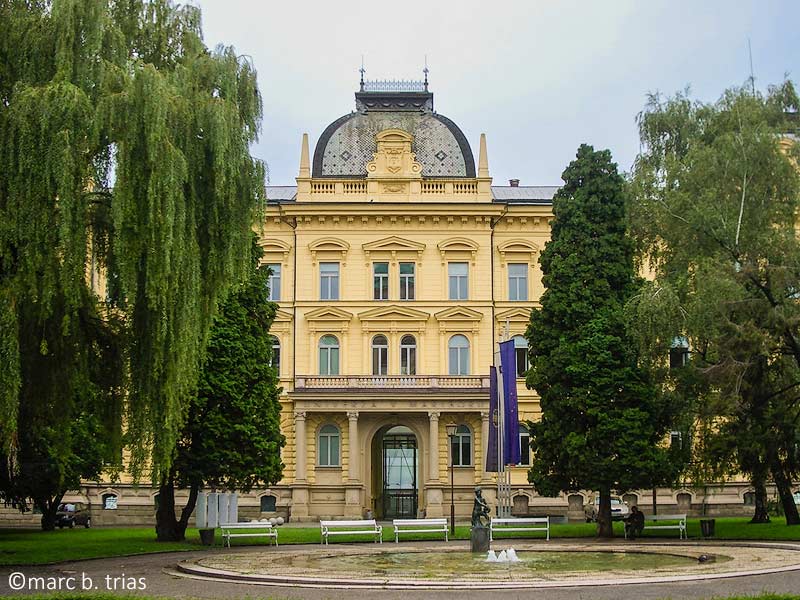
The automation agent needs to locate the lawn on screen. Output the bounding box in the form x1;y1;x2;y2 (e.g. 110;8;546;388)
1;517;799;566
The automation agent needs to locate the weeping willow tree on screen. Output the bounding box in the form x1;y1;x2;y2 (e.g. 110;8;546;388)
0;0;264;527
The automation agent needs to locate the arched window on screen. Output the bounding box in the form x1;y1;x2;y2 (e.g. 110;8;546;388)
319;335;340;375
512;335;528;378
670;336;689;368
372;335;388;375
318;424;341;467
400;335;417;376
518;423;531;466
102;493;118;510
448;335;470;375
270;336;280;372
260;495;277;512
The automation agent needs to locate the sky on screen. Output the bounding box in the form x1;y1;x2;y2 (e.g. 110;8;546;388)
193;0;799;187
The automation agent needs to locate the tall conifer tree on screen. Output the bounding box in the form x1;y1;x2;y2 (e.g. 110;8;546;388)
526;144;680;537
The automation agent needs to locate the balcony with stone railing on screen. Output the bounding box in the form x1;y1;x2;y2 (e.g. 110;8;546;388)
293;374;490;392
297;178;490;203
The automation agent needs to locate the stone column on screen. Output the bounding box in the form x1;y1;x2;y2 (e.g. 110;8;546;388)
481;410;491;481
347;411;360;481
294;411;307;482
428;411;440;482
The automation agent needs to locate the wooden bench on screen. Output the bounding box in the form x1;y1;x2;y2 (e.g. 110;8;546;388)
219;521;278;548
625;514;687;539
490;517;550;541
320;519;382;545
392;518;449;543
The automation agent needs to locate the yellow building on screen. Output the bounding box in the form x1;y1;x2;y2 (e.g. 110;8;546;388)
259;79;555;521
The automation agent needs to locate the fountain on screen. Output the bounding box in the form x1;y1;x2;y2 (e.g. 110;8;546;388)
486;548;522;563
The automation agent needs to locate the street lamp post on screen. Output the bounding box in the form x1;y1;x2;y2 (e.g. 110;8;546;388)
446;422;457;536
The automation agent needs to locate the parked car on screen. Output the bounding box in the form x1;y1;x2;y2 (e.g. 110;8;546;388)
584;494;630;522
56;502;91;528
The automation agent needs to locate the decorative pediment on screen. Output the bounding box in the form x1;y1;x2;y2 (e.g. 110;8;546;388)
308;237;350;265
495;307;533;323
435;306;483;334
260;238;291;264
304;306;353;333
361;235;425;256
366;129;422;180
438;237;479;264
497;239;539;265
271;308;292;333
274;308;293;322
435;306;484;322
358;306;429;332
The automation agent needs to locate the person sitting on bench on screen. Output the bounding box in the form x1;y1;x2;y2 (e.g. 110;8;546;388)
624;505;645;540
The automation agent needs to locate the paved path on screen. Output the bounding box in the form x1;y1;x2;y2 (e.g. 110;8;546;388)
2;543;800;599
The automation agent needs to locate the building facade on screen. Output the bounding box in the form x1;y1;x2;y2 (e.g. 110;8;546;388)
260;80;552;521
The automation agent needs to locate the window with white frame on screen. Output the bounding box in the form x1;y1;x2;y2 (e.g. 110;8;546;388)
450;424;472;467
318;424;340;467
372;334;388;375
373;262;389;300
400;335;416;375
448;262;468;300
448;334;470;375
400;262;415;300
319;335;340;375
102;493;118;510
518;423;531;466
320;262;339;300
513;335;528;378
267;263;281;301
508;263;528;301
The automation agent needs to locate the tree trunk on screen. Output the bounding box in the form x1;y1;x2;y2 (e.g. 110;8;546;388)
155;476;183;541
36;494;63;531
177;484;200;535
597;487;614;538
155;474;203;541
771;463;800;525
749;467;771;524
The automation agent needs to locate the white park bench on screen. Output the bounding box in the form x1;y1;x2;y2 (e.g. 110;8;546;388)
392;518;449;543
490;517;550;541
320;519;383;545
626;513;687;539
219;521;278;548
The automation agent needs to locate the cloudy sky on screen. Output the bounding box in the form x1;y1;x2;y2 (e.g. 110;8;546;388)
194;0;799;187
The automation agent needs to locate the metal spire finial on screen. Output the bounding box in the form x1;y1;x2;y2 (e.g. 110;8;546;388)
359;55;366;92
423;55;429;91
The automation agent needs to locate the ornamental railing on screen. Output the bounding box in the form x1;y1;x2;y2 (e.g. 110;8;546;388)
362;80;426;93
294;375;489;390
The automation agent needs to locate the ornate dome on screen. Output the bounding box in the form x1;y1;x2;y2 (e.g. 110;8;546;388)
312;83;475;178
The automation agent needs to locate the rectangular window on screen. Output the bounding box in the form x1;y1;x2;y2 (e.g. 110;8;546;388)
267;264;281;301
320;262;339;300
508;263;528;301
448;262;468;300
518;427;531;466
399;262;416;300
515;346;527;378
373;262;389;300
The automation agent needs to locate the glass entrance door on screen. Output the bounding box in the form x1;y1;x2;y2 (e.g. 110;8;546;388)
382;426;418;518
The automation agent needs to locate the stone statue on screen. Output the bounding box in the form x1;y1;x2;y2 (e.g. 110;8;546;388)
471;486;490;528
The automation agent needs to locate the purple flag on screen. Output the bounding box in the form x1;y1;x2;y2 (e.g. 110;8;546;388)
486;366;499;472
499;340;520;465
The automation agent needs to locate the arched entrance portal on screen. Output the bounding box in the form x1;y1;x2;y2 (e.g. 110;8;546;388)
371;425;418;519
